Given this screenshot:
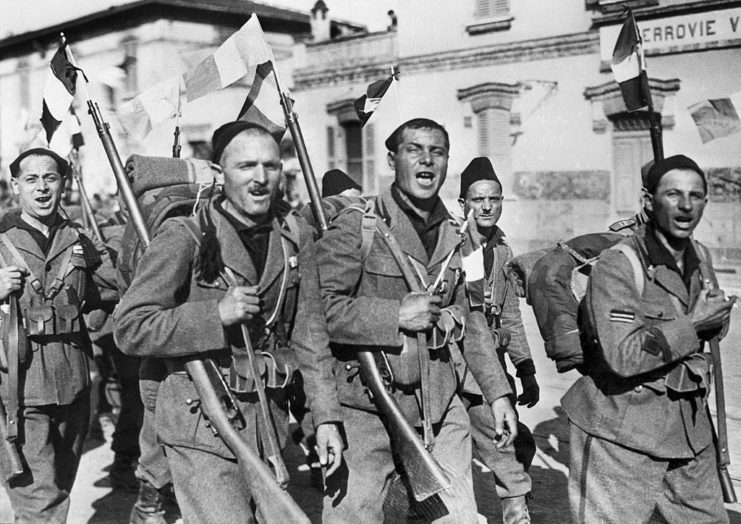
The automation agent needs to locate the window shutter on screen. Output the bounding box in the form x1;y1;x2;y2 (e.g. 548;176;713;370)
474;0;491;19
364;123;375;193
327;126;335;169
493;0;510;17
490;109;510;174
477;111;490;157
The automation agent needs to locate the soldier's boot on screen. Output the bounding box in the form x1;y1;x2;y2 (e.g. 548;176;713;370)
129;480;167;524
501;495;531;524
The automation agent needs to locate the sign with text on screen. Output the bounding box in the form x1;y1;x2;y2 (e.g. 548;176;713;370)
600;7;741;61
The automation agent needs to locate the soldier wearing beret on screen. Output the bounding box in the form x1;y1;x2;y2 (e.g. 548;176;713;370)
0;148;118;522
458;157;538;524
114;122;342;522
563;155;736;522
311;118;517;522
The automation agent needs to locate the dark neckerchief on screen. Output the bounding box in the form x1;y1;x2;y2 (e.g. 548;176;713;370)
482;227;504;278
214;198;274;277
390;183;448;260
0;209;65;256
645;224;700;290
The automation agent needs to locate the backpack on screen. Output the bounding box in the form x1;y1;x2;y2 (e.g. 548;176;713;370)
117;154;219;292
510;232;629;373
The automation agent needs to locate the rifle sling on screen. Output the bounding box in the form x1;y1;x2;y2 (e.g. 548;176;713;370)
373;218;435;451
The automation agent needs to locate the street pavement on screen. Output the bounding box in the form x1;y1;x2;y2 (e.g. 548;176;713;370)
1;275;741;523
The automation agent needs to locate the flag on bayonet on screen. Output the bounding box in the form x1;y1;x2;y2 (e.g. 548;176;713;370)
354;75;394;126
611;12;651;112
41;43;78;143
237;61;286;141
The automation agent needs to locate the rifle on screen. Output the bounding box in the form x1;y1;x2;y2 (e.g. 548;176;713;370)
0;295;24;483
69;149;104;242
709;337;737;503
278;83;451;501
0;397;23;483
64;33;308;522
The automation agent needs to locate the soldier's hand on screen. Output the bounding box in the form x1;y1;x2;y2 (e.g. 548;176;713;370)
315;423;343;477
0;266;27;300
689;289;736;333
398;292;441;332
517;375;540;408
491;396;518;449
218;285;262;326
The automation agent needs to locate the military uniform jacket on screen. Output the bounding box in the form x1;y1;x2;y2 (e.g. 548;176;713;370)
0;210;118;406
562;226;715;459
314;188;511;426
461;228;535;396
114;199;311;457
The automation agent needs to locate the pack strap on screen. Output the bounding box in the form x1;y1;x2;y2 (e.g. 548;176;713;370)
558;240;589;265
0;233;76;300
611;243;646;297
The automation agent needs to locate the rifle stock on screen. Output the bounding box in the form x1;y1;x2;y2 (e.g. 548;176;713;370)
0;399;23;483
357;351;451;501
186;359;309;524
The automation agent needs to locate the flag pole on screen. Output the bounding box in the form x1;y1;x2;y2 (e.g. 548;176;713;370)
391;66;402;123
631;12;663;162
172;93;182;158
60;33;150;247
70;148;104;242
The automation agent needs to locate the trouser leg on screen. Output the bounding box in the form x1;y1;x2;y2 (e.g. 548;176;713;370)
464;393;532;499
111;348;144;459
657;442;729;524
135;408;172;489
568;422;664;524
323;406;397;524
166;444;254;524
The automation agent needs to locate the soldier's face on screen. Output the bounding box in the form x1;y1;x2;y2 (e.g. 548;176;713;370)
646;168;707;241
388;127;448;200
220;131;282;220
11;155;64;221
461;180;503;232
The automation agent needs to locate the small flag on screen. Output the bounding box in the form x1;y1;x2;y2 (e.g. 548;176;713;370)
688;98;741;144
610;12;651;112
41;43;78;143
70;109;85;149
353;75;394;126
117;76;182;140
237;61;285;141
183;14;274;102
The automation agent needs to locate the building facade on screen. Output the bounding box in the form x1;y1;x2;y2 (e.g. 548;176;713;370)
292;0;741;264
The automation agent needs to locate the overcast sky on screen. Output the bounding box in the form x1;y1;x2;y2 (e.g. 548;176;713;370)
0;0;397;37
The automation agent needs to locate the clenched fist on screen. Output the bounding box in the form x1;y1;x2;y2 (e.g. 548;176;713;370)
218;285;262;326
398;292;441;332
0;266;27;301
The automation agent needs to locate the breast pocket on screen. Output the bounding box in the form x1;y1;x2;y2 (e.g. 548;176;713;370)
642;301;677;327
362;253;405;296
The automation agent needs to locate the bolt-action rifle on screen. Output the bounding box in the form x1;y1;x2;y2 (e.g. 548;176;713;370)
65;33;309;524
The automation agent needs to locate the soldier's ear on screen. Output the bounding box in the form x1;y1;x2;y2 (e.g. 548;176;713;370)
10;177;19;196
643;191;654;213
211;163;225;185
458;198;465;210
387;151;396;171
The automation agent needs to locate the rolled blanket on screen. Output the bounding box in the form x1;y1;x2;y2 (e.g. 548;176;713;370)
125;154;219;197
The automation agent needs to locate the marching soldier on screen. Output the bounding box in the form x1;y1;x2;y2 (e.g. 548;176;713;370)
114;122;337;521
563;155;736;522
310;118;518;522
458;157;538;523
0;148;117;521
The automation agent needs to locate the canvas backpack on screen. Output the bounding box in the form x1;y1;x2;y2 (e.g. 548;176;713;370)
117;155;219;292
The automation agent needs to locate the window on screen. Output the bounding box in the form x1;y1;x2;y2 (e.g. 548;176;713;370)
363;123;375;193
343;121;363;183
121;37;138;95
467;0;512;34
327;126;336;169
612;126;653;214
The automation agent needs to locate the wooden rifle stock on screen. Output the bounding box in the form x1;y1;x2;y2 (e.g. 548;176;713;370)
186;359;309;524
0;397;23;483
709;337;737;503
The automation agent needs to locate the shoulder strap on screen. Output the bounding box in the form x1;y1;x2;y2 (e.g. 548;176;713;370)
0;233;43;295
335;198;378;262
611;242;646;296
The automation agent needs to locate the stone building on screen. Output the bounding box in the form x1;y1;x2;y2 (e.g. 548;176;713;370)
291;0;741;264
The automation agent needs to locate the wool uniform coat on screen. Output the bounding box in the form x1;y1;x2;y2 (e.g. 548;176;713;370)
0;210;118;406
313;187;511;427
114;199;312;459
562;226;717;459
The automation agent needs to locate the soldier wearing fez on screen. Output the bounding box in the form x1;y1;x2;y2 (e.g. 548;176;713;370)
563;155;736;522
114;122;343;522
0;148;117;521
458;157;538;523
309;118;517;522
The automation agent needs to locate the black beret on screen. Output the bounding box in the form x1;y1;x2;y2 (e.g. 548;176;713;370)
645;154;707;193
211;121;275;164
9;148;69;178
322;169;360;198
459;157;501;199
